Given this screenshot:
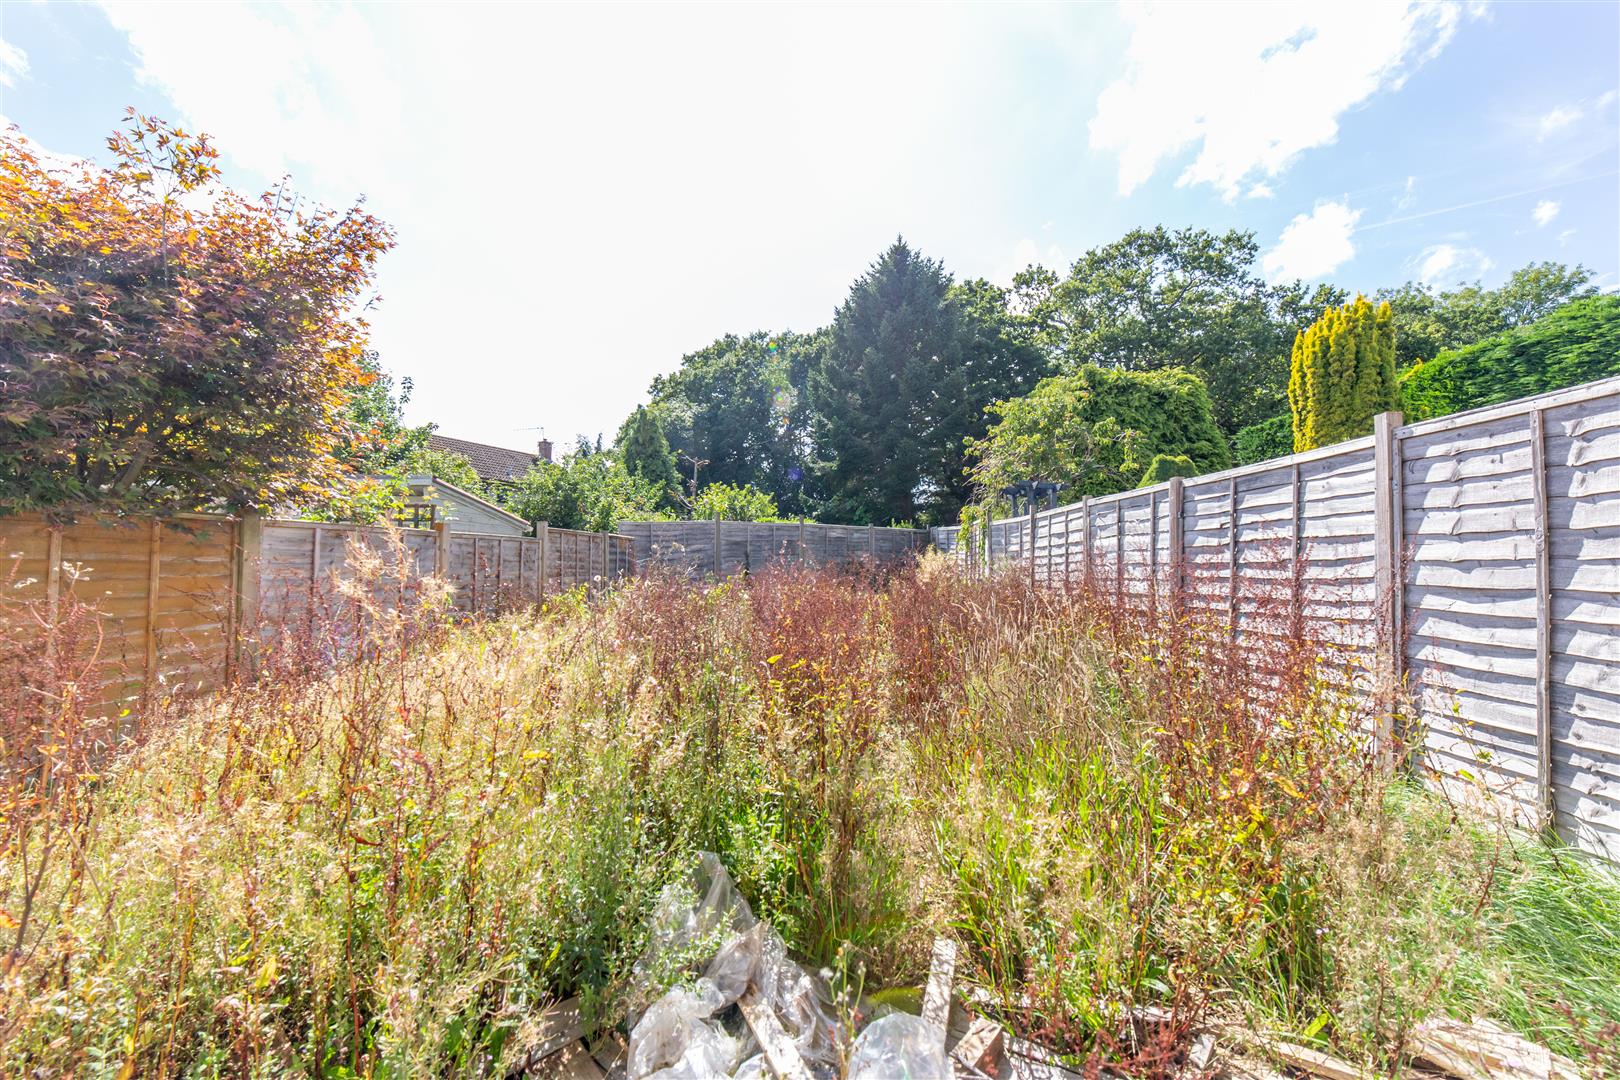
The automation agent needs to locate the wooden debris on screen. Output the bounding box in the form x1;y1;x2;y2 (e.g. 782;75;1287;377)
590;1031;628;1080
528;1041;604;1080
1002;1033;1085;1080
1407;1017;1580;1080
738;984;814;1080
952;1015;1007;1076
509;998;586;1077
923;937;960;1043
1254;1038;1360;1080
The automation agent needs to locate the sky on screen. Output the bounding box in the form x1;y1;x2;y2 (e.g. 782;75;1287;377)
2;1;1617;451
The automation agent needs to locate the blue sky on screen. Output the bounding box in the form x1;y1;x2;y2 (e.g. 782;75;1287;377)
2;2;1616;448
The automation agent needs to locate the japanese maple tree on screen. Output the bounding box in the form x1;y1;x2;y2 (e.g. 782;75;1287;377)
0;111;394;519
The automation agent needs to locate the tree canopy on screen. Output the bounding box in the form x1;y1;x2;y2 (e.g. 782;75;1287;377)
1376;262;1597;369
504;451;669;532
1401;294;1620;421
618;405;681;508
690;481;781;522
969;365;1230;499
1012;226;1346;432
811;240;1047;525
646;330;819;515
0;113;393;519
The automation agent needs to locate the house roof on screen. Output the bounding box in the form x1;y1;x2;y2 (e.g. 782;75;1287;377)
428;434;537;483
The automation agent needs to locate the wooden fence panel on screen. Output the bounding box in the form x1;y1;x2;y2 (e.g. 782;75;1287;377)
957;377;1620;861
619;519;926;575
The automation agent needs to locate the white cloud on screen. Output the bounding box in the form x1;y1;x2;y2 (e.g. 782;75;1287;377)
1532;199;1560;226
1537;105;1582;139
1396;175;1417;210
1089;2;1468;199
1414;243;1493;287
1558;228;1577;247
1246;183;1275;199
1262;199;1362;282
0;37;27;88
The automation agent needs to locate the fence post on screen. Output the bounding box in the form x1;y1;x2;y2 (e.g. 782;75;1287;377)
144;519;162;692
1529;407;1554;832
713;510;723;576
1372;409;1405;768
433;521;451;578
1167;477;1185;601
602;532;611;582
868;524;877;564
1227;476;1240;638
1027;501;1037;586
1289;462;1303;631
536;521;549;601
1081;496;1093;590
234;511;262;673
1115;500;1125;600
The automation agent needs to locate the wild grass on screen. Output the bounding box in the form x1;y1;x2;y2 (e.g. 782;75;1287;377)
1;544;1616;1078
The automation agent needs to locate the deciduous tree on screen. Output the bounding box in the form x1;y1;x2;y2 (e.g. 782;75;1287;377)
0;113;394;519
969;365;1229;499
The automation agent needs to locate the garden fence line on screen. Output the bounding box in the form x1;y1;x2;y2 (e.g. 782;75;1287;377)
937;376;1620;863
1;512;635;715
616;515;928;576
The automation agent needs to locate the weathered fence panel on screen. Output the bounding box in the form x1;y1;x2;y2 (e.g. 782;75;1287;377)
445;527;634;615
618;519;927;576
2;514;239;709
4;513;635;718
952;377;1620;861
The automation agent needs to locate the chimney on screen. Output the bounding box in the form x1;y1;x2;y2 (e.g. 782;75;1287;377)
536;438;553;463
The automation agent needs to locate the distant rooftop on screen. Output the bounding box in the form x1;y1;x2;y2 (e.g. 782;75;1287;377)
427;433;551;483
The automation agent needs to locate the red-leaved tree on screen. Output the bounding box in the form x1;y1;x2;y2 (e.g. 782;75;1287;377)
0;111;395;519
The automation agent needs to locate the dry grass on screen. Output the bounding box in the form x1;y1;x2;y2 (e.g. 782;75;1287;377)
1;543;1615;1078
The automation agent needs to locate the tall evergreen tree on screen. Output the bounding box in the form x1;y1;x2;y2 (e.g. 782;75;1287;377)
810;240;1043;524
618;404;680;506
1288;295;1398;451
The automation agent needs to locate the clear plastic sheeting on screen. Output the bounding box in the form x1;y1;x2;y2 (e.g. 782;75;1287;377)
845;1014;951;1080
628;853;844;1080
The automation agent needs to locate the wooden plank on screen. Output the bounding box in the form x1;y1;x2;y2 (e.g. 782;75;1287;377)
511;997;586;1075
921;936;957;1050
529;1041;604;1080
45;525;62;626
1227;476;1239;636
951;1016;1005;1076
737;984;813;1080
1373;410;1402;767
1167;478;1185;597
1530;407;1554;831
144;519;161;690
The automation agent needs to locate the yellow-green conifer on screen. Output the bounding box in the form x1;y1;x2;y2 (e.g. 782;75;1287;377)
1287;295;1398;451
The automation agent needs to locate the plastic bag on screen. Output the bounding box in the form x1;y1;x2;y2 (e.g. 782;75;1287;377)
628;853;845;1079
629;979;742;1079
846;1013;951;1080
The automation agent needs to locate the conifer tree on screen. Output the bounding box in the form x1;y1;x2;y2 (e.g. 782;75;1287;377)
619;405;680;505
1288;295;1398;451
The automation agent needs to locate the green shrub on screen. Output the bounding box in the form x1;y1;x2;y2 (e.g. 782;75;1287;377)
1233;413;1292;465
1137;453;1198;486
691;480;782;522
1288;295;1399;451
1400;295;1620;421
970;365;1231;498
